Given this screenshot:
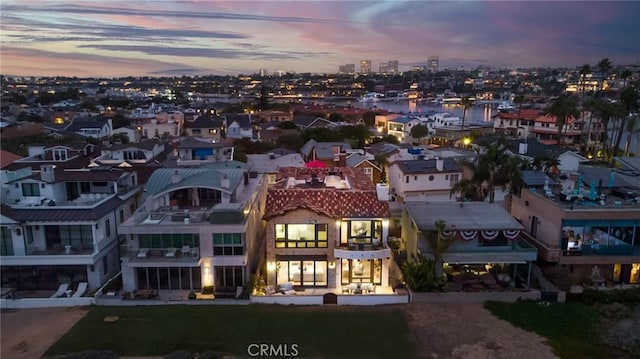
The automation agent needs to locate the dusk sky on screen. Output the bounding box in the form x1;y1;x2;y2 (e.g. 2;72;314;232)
2;1;639;78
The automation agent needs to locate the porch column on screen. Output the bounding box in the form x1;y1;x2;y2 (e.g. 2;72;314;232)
512;264;517;288
527;261;532;289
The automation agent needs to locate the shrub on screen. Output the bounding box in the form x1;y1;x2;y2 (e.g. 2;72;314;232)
401;255;446;292
580;287;640;305
187;291;196;300
201;286;214;295
165;350;193;359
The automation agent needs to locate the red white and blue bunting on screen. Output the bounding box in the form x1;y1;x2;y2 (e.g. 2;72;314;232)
460;230;478;241
481;230;500;241
441;230;455;238
503;229;521;240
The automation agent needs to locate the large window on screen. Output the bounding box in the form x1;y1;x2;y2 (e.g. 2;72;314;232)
214;266;244;292
213;233;243;255
344;220;382;245
139;233;200;249
22;183;40;197
1;227;14;256
53;149;67;161
45;225;93;249
276;260;327;287
341;259;382;285
275;224;328;248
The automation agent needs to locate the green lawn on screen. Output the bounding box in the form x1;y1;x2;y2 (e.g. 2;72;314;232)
46;305;416;358
484;301;625;359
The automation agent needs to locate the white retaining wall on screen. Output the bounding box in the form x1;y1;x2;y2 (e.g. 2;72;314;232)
1;297;93;309
337;294;408;305
251;295;323;305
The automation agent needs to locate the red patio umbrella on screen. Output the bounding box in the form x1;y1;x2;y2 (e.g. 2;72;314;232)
304;160;327;168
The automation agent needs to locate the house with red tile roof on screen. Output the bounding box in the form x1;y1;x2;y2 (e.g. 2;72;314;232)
263;167;396;295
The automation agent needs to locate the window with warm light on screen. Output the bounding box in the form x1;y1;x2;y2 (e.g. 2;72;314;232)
275;224;328;248
54;117;64;125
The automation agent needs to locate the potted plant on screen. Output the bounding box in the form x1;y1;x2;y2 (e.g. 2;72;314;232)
188;290;196;300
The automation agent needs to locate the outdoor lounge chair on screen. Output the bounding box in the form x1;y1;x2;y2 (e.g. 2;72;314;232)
50;283;69;298
72;282;88;298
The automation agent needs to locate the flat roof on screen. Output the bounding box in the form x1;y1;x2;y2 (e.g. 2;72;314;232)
404;202;523;231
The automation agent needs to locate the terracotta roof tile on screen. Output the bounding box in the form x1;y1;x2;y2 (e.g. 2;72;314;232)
264;167;388;219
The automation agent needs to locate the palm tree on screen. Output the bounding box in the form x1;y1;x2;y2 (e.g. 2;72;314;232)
533;153;561;176
543;95;580;147
623;115;639;157
449;178;482;202
620;68;632;88
460;96;473;133
513;94;526;138
579;64;591;102
611;85;640;163
590;98;619;161
374;152;390;184
462;136;522;203
597;58;613;92
426;220;455;278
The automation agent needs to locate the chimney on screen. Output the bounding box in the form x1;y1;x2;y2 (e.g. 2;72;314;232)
338;151;347;167
518;142;528;155
40;164;55;182
221;175;230;189
436;157;444;171
171;170;182;184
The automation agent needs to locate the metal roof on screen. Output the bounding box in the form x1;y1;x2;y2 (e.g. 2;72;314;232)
404;202;523;231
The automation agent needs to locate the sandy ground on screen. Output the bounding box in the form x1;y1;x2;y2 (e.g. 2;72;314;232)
0;303;557;359
406;303;558;359
1;307;88;359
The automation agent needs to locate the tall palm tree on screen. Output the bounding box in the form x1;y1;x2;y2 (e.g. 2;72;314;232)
579;64;591;102
543;95;580;147
590;97;618;160
611;85;640;163
374;152;390;184
597;58;613;93
623;115;639;157
513;94;526;138
460;96;473;133
427;220;455;278
620;68;632;88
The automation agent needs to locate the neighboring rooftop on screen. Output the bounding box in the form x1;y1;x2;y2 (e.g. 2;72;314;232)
405;202;523;231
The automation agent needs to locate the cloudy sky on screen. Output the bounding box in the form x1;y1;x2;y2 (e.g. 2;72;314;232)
1;1;639;78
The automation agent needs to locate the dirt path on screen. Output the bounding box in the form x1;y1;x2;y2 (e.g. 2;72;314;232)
406;303;558;359
1;307;88;359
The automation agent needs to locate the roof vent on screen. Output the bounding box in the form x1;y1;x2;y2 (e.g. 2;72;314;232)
171;170;181;184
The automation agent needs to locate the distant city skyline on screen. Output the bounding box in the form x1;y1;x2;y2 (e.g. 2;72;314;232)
1;1;639;78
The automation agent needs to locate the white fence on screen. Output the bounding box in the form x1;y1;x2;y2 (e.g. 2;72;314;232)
337;294;408;305
1;297;93;309
250;293;409;306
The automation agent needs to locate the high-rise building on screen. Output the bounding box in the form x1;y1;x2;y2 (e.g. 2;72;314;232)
379;60;398;74
360;60;372;74
339;64;356;74
259;68;268;77
428;56;439;73
388;60;399;74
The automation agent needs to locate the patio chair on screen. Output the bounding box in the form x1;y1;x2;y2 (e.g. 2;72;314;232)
137;248;149;258
165;248;177;257
50;283;69;298
181;246;191;257
72;282;88;298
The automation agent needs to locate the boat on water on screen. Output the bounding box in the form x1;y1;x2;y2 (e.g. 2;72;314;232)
497;102;515;111
381;90;410;102
358;92;384;102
